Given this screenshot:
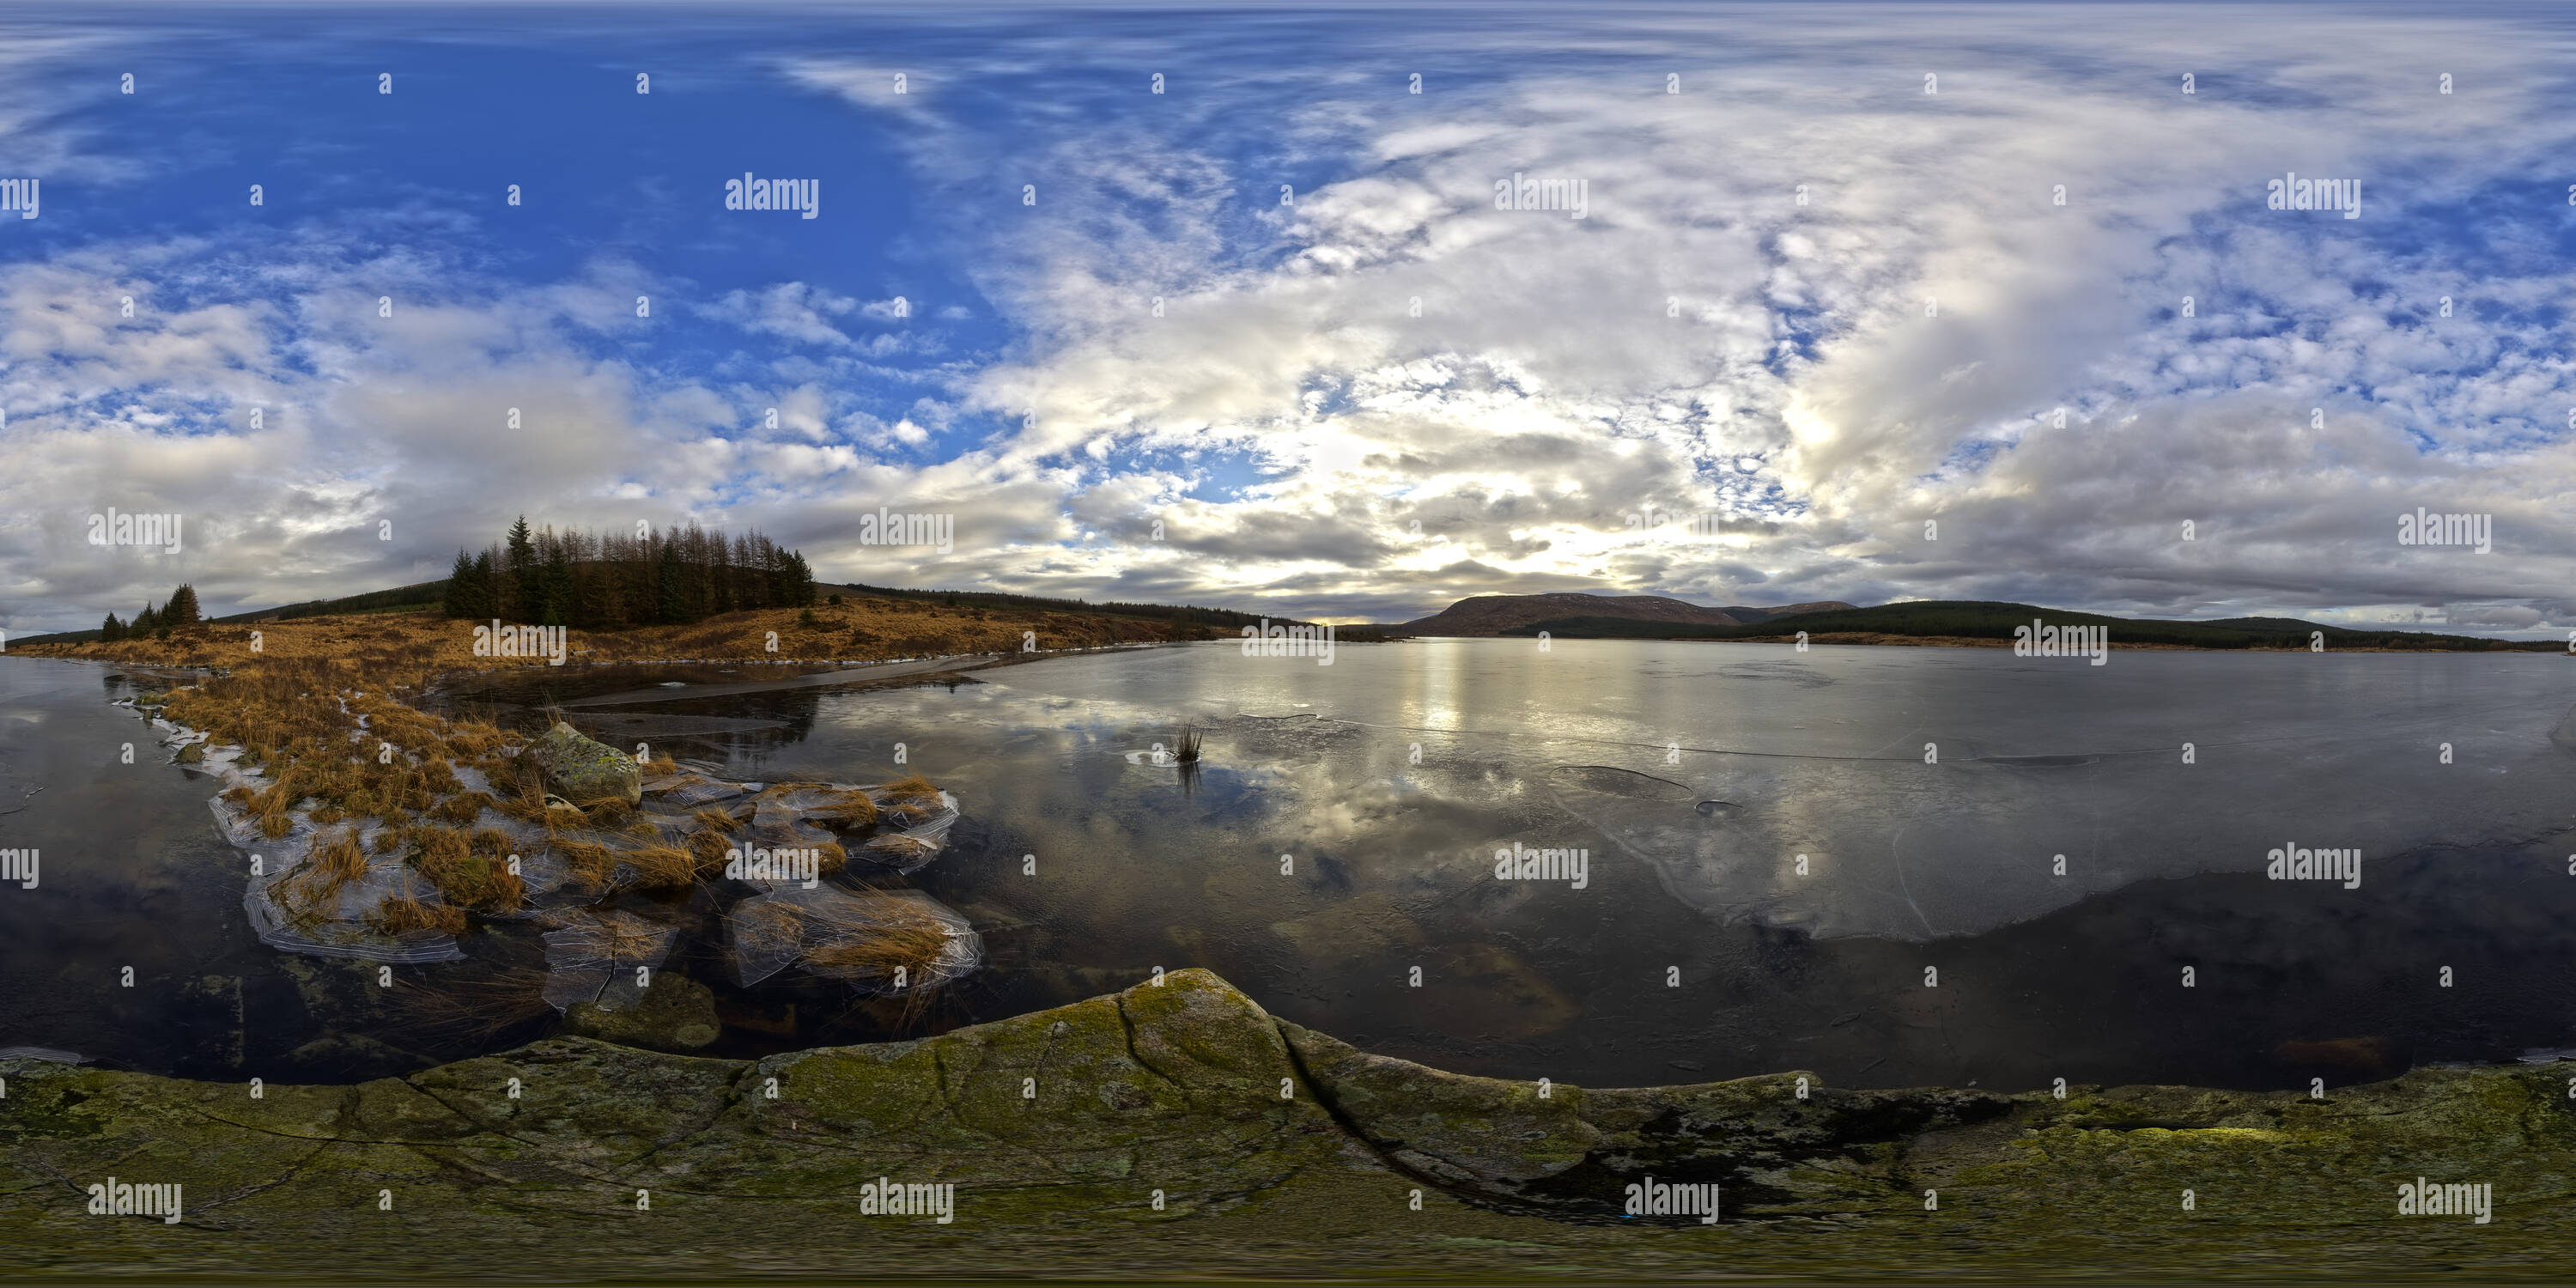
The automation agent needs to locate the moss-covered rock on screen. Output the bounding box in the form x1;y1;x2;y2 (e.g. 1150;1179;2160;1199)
2;969;2572;1280
526;720;640;805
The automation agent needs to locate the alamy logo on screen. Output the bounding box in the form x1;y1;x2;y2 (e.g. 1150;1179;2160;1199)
0;848;36;890
726;845;819;889
2397;507;2491;553
856;507;954;554
724;173;819;219
2397;1177;2491;1224
87;1178;182;1224
87;508;183;553
1493;172;1588;220
1241;619;1334;666
2013;619;2106;665
2268;843;2360;889
0;177;36;219
1493;841;1589;889
2266;172;2360;219
1623;1176;1717;1224
859;1177;955;1224
471;620;567;666
1623;506;1722;541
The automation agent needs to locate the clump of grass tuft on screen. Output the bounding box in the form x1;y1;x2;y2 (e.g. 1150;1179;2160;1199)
616;841;716;890
408;824;526;912
1176;723;1203;763
369;878;469;936
801;890;956;981
881;772;940;822
279;828;370;915
552;839;618;887
803;788;878;828
428;791;496;826
690;806;743;834
687;828;736;871
578;794;637;827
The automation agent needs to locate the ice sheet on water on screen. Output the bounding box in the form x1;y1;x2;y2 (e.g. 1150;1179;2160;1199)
539;906;681;1011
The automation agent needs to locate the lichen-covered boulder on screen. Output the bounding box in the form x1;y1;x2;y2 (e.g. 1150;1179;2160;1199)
526;720;641;805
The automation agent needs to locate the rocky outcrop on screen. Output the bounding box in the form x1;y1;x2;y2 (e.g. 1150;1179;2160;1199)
526;720;641;805
3;970;2570;1279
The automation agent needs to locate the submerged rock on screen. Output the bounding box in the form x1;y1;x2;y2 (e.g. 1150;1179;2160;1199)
526;720;641;805
564;970;720;1051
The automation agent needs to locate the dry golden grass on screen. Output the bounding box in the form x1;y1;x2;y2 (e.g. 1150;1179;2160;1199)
369;879;470;936
801;890;956;980
617;841;716;890
800;787;879;828
881;772;943;823
687;828;736;870
552;839;618;886
277;828;370;916
427;790;496;825
17;594;1201;683
408;824;526;912
26;602;984;952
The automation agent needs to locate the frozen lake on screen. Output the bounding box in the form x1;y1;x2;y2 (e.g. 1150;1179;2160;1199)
6;640;2575;1091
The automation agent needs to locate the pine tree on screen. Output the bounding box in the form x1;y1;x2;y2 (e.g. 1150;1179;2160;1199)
444;550;478;619
785;551;817;606
505;515;536;619
134;602;159;634
470;550;498;618
655;538;686;625
164;583;201;626
540;539;573;628
100;612;125;641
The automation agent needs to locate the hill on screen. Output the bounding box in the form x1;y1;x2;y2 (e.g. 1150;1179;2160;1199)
1394;592;1855;637
12;578;1373;649
1498;600;2556;652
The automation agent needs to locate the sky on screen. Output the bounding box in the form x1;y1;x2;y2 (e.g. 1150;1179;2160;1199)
2;1;2574;635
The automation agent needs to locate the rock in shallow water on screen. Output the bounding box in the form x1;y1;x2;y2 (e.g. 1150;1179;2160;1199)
563;970;720;1051
526;720;641;805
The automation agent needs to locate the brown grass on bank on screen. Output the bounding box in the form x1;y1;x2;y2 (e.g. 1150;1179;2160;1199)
12;592;1212;682
371;891;470;936
15;603;999;960
277;828;370;918
368;874;470;936
407;824;526;912
428;790;496;825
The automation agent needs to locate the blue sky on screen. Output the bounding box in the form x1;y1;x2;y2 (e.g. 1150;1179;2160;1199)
3;2;2575;634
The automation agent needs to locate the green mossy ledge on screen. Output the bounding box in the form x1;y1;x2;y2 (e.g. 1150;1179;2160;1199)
3;969;2570;1280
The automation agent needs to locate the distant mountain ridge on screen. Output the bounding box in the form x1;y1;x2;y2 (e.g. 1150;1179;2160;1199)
1491;599;2558;652
1395;592;1856;637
